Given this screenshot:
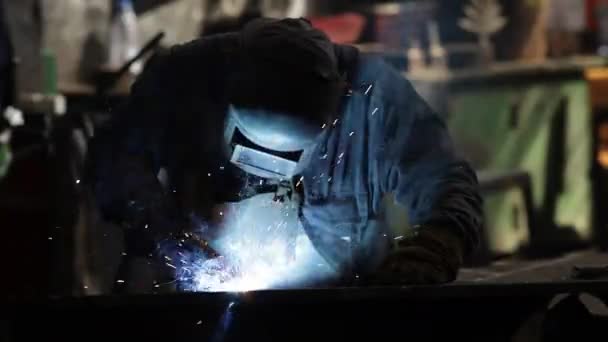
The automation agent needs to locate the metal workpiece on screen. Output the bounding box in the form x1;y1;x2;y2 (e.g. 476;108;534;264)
6;281;608;342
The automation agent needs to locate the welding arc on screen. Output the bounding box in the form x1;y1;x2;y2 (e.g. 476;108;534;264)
187;233;221;258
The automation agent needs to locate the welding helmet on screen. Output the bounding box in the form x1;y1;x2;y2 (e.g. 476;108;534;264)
224;105;326;179
225;18;345;180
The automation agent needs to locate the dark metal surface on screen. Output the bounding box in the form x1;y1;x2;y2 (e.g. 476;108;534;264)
31;280;608;304
5;281;608;342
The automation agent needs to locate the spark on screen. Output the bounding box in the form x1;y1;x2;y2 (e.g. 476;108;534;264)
75;179;81;184
197;320;203;325
164;256;172;261
328;177;332;183
341;236;351;242
320;153;328;159
208;173;212;177
338;152;344;159
116;280;125;283
394;236;404;241
321;123;327;129
349;131;355;137
166;263;177;269
48;237;53;240
372;108;379;116
333;118;339;126
154;284;160;288
219;166;225;170
259;179;264;185
83;285;88;289
219;212;224;216
122;252;127;256
364;84;373;95
144;224;149;229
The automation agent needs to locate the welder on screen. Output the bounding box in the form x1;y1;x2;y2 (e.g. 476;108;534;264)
87;18;482;289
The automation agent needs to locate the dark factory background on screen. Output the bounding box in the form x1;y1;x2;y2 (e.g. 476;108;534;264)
2;0;608;335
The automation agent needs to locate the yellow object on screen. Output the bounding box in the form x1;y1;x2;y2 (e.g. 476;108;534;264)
585;67;608;109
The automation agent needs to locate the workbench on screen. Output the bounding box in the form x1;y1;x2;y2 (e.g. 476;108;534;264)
459;249;607;283
4;278;608;342
3;249;607;342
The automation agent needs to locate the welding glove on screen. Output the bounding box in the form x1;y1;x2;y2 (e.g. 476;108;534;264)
371;226;464;285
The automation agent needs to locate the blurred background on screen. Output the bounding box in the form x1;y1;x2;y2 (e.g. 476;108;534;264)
2;0;608;300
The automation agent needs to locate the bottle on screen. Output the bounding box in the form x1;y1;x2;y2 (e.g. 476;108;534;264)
406;38;425;74
428;21;447;70
108;0;141;74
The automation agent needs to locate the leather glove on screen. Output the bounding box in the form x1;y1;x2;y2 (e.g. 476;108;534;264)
370;226;465;285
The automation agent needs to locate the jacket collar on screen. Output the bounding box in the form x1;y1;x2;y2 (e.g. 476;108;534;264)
334;44;360;86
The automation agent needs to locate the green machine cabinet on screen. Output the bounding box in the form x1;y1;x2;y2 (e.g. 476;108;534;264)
0;139;10;179
410;59;604;257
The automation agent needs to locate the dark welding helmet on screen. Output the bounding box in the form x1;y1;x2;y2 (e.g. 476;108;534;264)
224;105;326;179
224;18;344;180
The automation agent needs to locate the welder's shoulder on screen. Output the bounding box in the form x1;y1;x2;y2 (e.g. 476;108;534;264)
357;55;419;109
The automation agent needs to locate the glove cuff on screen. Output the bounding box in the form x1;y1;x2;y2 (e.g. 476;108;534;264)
397;225;465;280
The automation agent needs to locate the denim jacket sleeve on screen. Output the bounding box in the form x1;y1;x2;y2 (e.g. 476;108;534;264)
379;67;483;255
85;46;185;244
87;34;239;252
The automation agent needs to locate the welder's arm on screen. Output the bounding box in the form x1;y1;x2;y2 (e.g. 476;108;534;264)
86;51;184;253
87;37;229;271
376;81;483;285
